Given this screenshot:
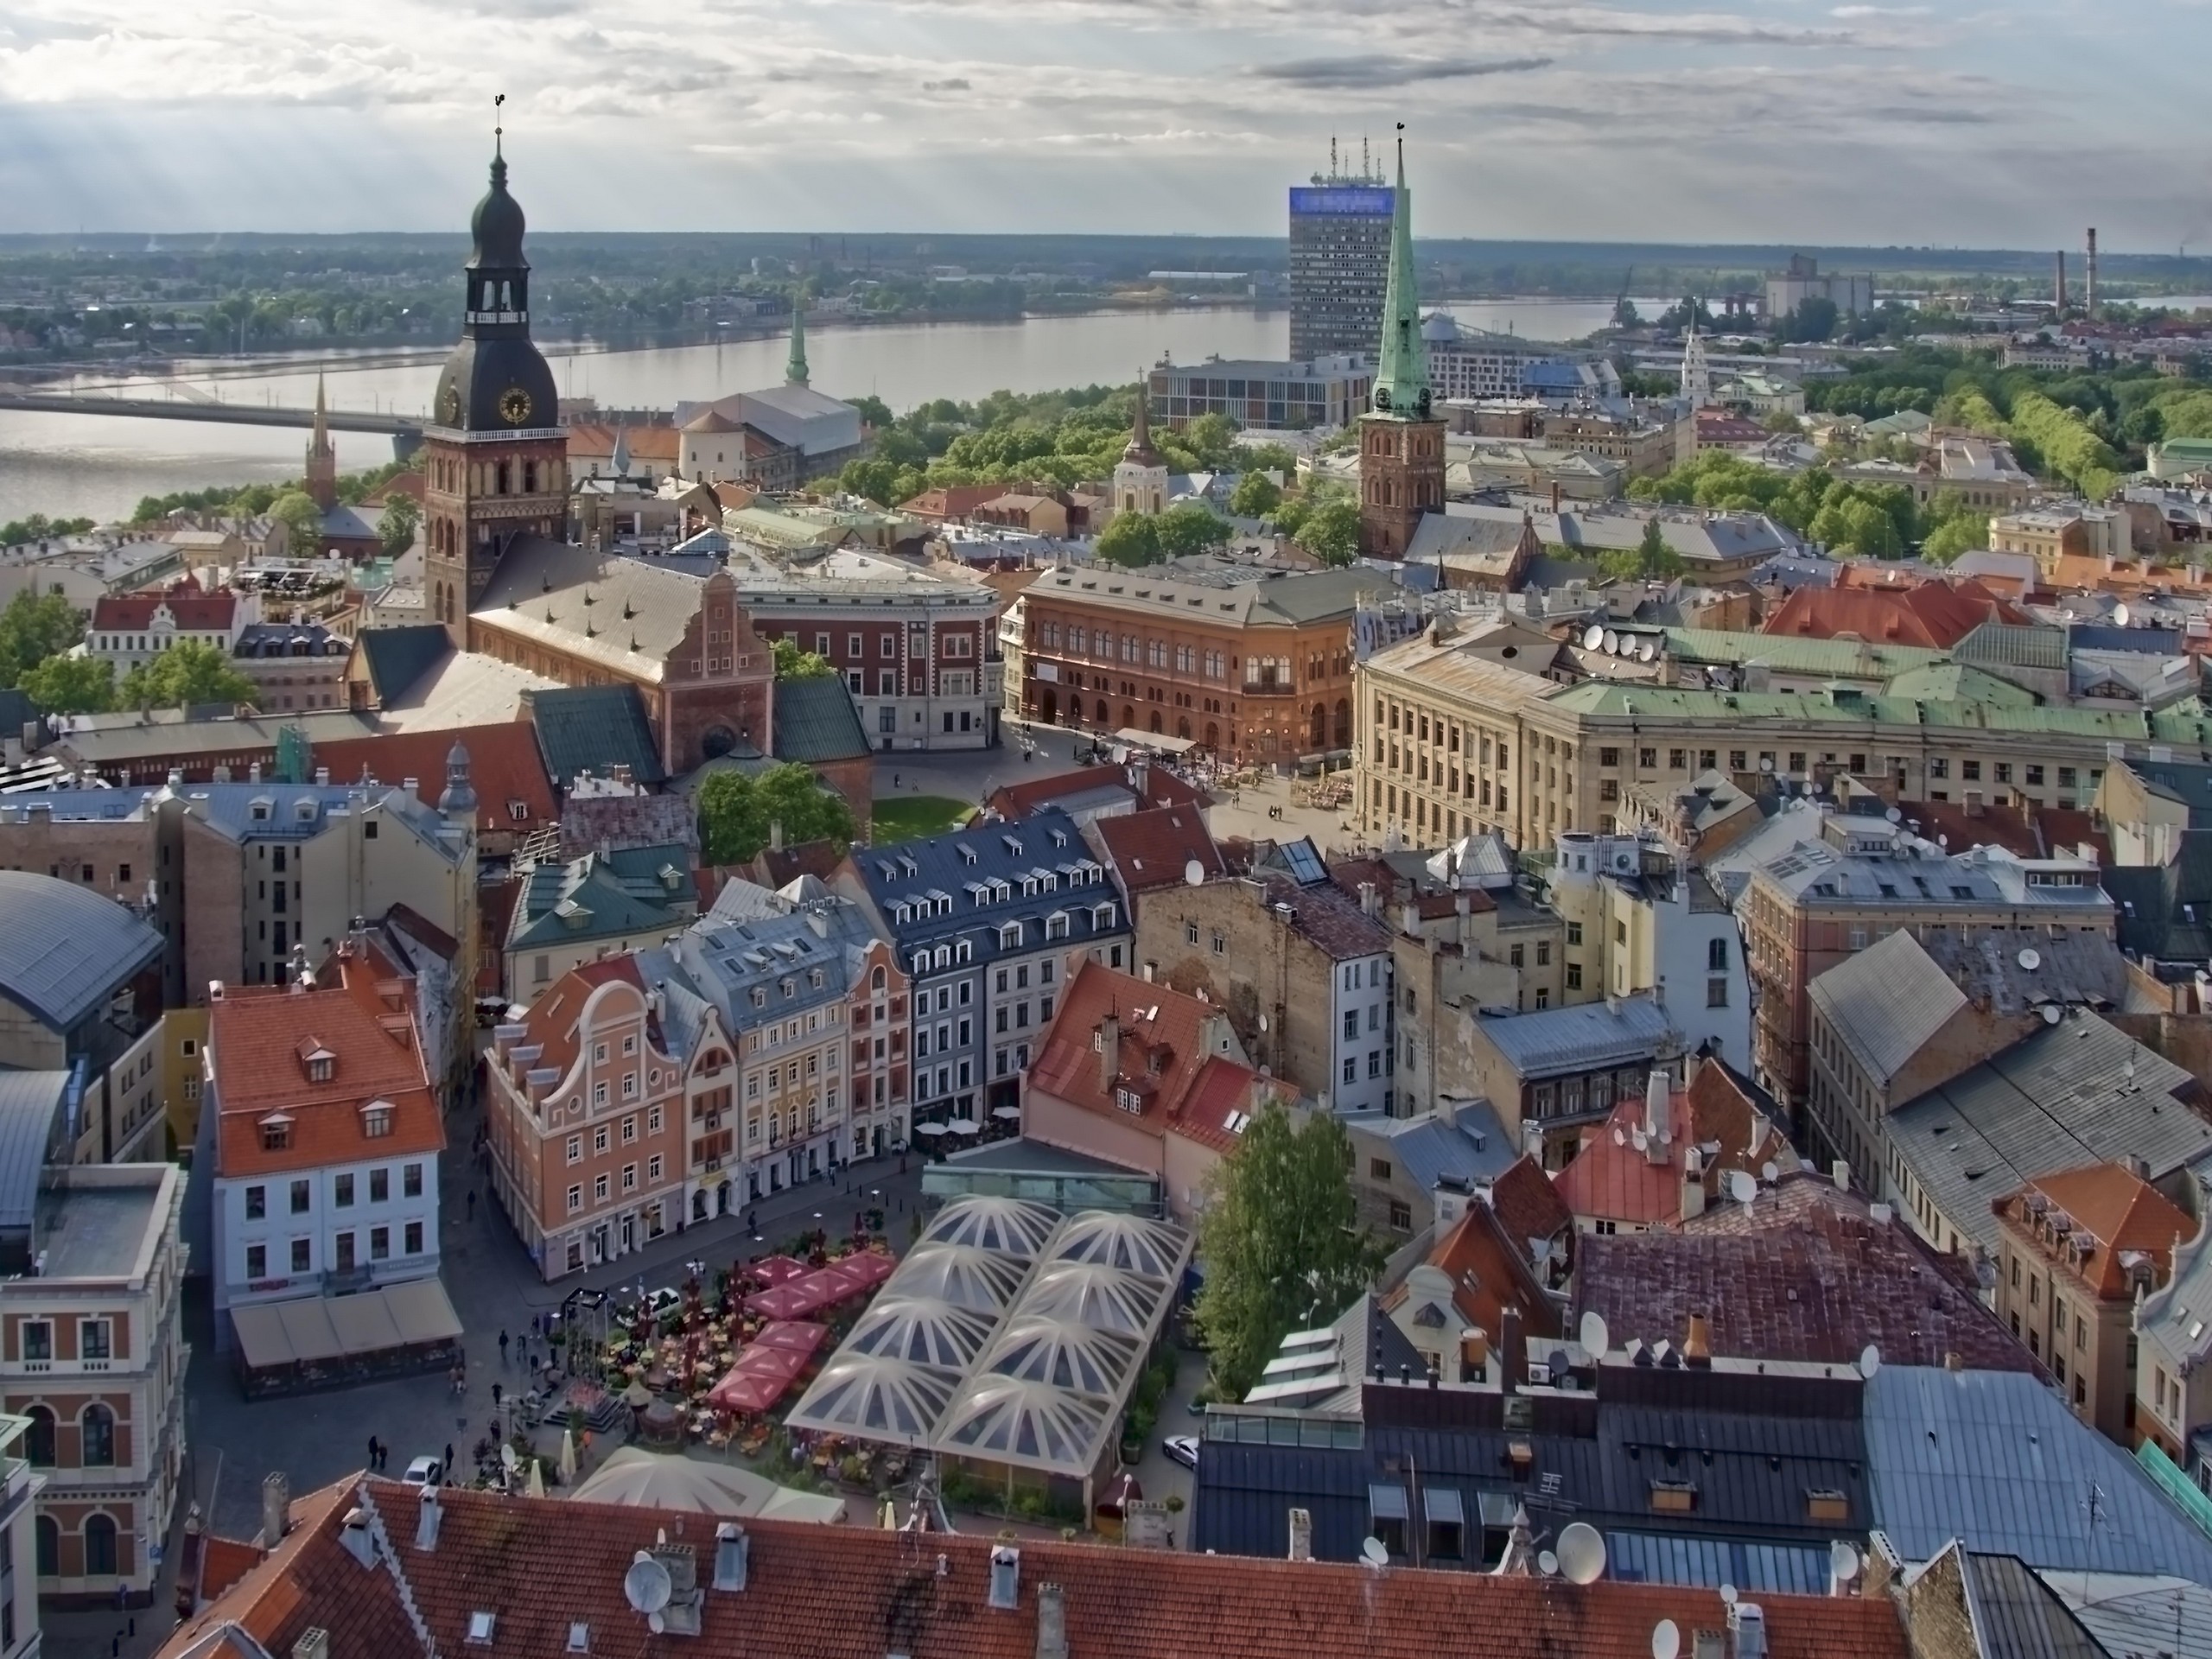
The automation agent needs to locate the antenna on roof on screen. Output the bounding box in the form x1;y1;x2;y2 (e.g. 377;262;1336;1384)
2018;947;2042;971
1557;1522;1605;1585
1857;1343;1882;1380
1719;1583;1739;1609
1728;1169;1758;1211
1360;1536;1389;1571
1760;1160;1779;1185
1537;1550;1560;1579
1830;1540;1862;1588
1579;1311;1610;1358
625;1551;672;1622
1653;1621;1682;1659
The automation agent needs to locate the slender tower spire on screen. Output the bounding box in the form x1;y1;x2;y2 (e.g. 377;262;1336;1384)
304;372;337;511
1370;127;1430;420
785;291;810;388
1125;373;1160;464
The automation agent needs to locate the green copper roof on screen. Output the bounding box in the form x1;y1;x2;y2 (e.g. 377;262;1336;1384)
786;294;810;388
1369;137;1430;419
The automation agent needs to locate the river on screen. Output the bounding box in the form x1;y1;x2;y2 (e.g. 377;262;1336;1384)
0;298;1629;527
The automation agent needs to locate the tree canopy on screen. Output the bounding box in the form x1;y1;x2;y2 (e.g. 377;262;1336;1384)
0;589;86;689
17;654;114;715
696;763;856;866
1094;512;1162;568
269;490;325;557
771;636;836;680
118;640;255;710
1194;1103;1384;1402
1154;501;1230;559
377;493;420;557
1228;472;1281;518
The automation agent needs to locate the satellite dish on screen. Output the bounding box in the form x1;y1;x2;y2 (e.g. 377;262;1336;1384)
1728;1169;1758;1205
1719;1583;1739;1608
625;1552;673;1616
1257;1014;1269;1033
2018;947;2041;971
1537;1550;1560;1579
1602;630;1620;655
1760;1160;1779;1184
1612;1127;1627;1147
1583;624;1605;651
1758;755;1774;772
1360;1536;1389;1568
1858;1342;1882;1379
1184;858;1205;887
2042;1005;2063;1026
1558;1522;1606;1585
1830;1540;1863;1584
648;1613;667;1636
2113;601;2131;627
1653;1621;1681;1659
1639;641;1658;664
1885;806;1903;823
1580;1310;1611;1357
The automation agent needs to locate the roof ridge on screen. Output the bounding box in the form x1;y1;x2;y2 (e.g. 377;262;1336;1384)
355;1481;437;1659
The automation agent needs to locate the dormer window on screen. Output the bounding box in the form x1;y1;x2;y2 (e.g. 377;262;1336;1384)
259;1114;293;1152
361;1101;395;1139
750;988;767;1009
296;1039;335;1084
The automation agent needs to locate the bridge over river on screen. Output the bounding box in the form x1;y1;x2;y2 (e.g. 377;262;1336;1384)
0;387;424;458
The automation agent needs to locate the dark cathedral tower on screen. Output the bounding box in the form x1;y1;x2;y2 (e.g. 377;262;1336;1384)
422;132;566;645
1357;133;1444;562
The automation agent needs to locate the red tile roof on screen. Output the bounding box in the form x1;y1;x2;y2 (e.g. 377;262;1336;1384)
1488;1154;1573;1264
1384;1202;1561;1339
207;963;442;1179
198;1534;268;1602
566;423;683;463
1091;806;1226;895
991;761;1206;823
1027;960;1264;1141
309;722;557;837
500;958;659;1092
92;588;238;632
1996;1161;2195;1298
1762;578;2029;650
900;483;1007;522
1891;797;2109;863
1552;1059;1788;1230
161;1476;1911;1659
1574;1172;2037;1373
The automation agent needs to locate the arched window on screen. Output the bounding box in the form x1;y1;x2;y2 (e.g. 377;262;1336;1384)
871;965;886;990
34;1516;55;1577
81;1403;115;1467
23;1406;52;1467
84;1513;118;1577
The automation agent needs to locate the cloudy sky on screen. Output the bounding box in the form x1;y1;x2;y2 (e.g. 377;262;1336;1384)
0;0;2196;246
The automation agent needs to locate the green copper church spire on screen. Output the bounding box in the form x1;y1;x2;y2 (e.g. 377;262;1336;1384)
785;291;810;388
1370;126;1430;419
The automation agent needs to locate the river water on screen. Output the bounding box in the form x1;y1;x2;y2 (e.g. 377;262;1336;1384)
0;297;1628;526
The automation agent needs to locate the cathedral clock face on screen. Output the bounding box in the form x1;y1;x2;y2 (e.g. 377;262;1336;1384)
499;386;534;427
438;385;461;425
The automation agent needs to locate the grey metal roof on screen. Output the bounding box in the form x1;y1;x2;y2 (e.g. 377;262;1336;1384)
1862;1365;2212;1579
1888;1012;2212;1258
354;625;450;702
1604;1532;1832;1594
525;683;667;787
1808;931;1968;1087
772;675;869;766
1474;992;1678;1081
0;1072;71;1231
2135;1204;2212;1373
1956;1552;2106;1659
0;872;163;1032
1351;1099;1516;1193
2042;1571;2212;1659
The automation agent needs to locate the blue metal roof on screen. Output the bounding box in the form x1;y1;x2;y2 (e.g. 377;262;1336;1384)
1862;1366;2212;1579
1604;1531;1833;1594
1475;993;1678;1081
0;872;163;1032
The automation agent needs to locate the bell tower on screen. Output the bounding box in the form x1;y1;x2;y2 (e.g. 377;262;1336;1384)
1357;129;1444;562
422;108;568;646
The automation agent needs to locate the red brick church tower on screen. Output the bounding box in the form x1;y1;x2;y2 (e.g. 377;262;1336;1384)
422;127;568;645
1357;133;1444;562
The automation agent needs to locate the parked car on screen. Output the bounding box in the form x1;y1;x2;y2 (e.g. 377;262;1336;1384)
1163;1435;1198;1471
402;1456;442;1490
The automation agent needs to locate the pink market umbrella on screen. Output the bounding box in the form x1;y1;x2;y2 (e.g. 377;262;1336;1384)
751;1255;808;1286
836;1252;895;1292
753;1321;830;1357
707;1366;798;1414
743;1284;813;1320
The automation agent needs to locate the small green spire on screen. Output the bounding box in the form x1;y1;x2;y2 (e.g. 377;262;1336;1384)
1370;126;1431;420
785;292;810;388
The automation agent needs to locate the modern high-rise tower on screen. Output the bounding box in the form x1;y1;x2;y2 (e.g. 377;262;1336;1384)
1287;141;1395;362
421;132;566;646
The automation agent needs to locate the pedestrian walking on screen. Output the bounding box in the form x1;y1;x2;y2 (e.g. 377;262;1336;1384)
444;1442;454;1479
378;1444;388;1472
499;1329;510;1365
492;1382;504;1410
367;1433;379;1470
467;1190;477;1221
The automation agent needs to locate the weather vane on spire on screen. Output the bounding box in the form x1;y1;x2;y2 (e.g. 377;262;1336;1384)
494;92;505;157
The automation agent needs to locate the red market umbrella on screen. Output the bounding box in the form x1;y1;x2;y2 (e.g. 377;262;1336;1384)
753;1321;830;1357
707;1366;797;1414
836;1251;895;1292
743;1285;814;1320
751;1255;809;1286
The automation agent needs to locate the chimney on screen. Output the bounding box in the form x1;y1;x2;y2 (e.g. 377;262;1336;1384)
339;1509;376;1570
1036;1586;1070;1659
1358;880;1378;918
1684;1313;1712;1368
1644;1069;1670;1159
1681;1146;1707;1221
1831;1160;1851;1192
1500;1306;1525;1395
1287;1508;1313;1562
292;1632;331;1659
416;1484;441;1552
315;766;330;786
1730;1602;1768;1659
1944;1351;1964;1372
1098;1008;1120;1095
2086;228;2100;313
2054;250;2068;313
1550;481;1562;514
769;817;785;854
261;1471;290;1546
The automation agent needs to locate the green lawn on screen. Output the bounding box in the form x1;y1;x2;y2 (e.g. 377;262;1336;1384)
870;794;975;844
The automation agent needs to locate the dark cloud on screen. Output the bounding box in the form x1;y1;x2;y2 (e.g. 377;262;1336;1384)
922;77;971;91
1254;53;1552;89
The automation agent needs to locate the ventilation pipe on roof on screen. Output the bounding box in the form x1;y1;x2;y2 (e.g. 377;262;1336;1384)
292;1630;331;1659
988;1546;1020;1611
262;1471;290;1546
416;1484;441;1553
1501;1306;1524;1396
1287;1508;1313;1562
1832;1160;1851;1192
339;1509;376;1570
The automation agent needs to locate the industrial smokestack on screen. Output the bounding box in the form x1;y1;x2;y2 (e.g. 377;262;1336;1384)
2055;250;2068;315
2087;228;2099;315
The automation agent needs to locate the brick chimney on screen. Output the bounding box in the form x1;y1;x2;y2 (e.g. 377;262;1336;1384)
292;1632;331;1659
1287;1508;1313;1561
1500;1306;1525;1395
1036;1584;1069;1659
261;1471;290;1547
1098;1007;1121;1095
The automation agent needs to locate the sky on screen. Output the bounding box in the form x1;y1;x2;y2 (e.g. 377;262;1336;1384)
0;0;2200;247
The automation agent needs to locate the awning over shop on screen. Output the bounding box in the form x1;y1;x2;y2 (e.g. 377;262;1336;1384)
232;1278;465;1370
